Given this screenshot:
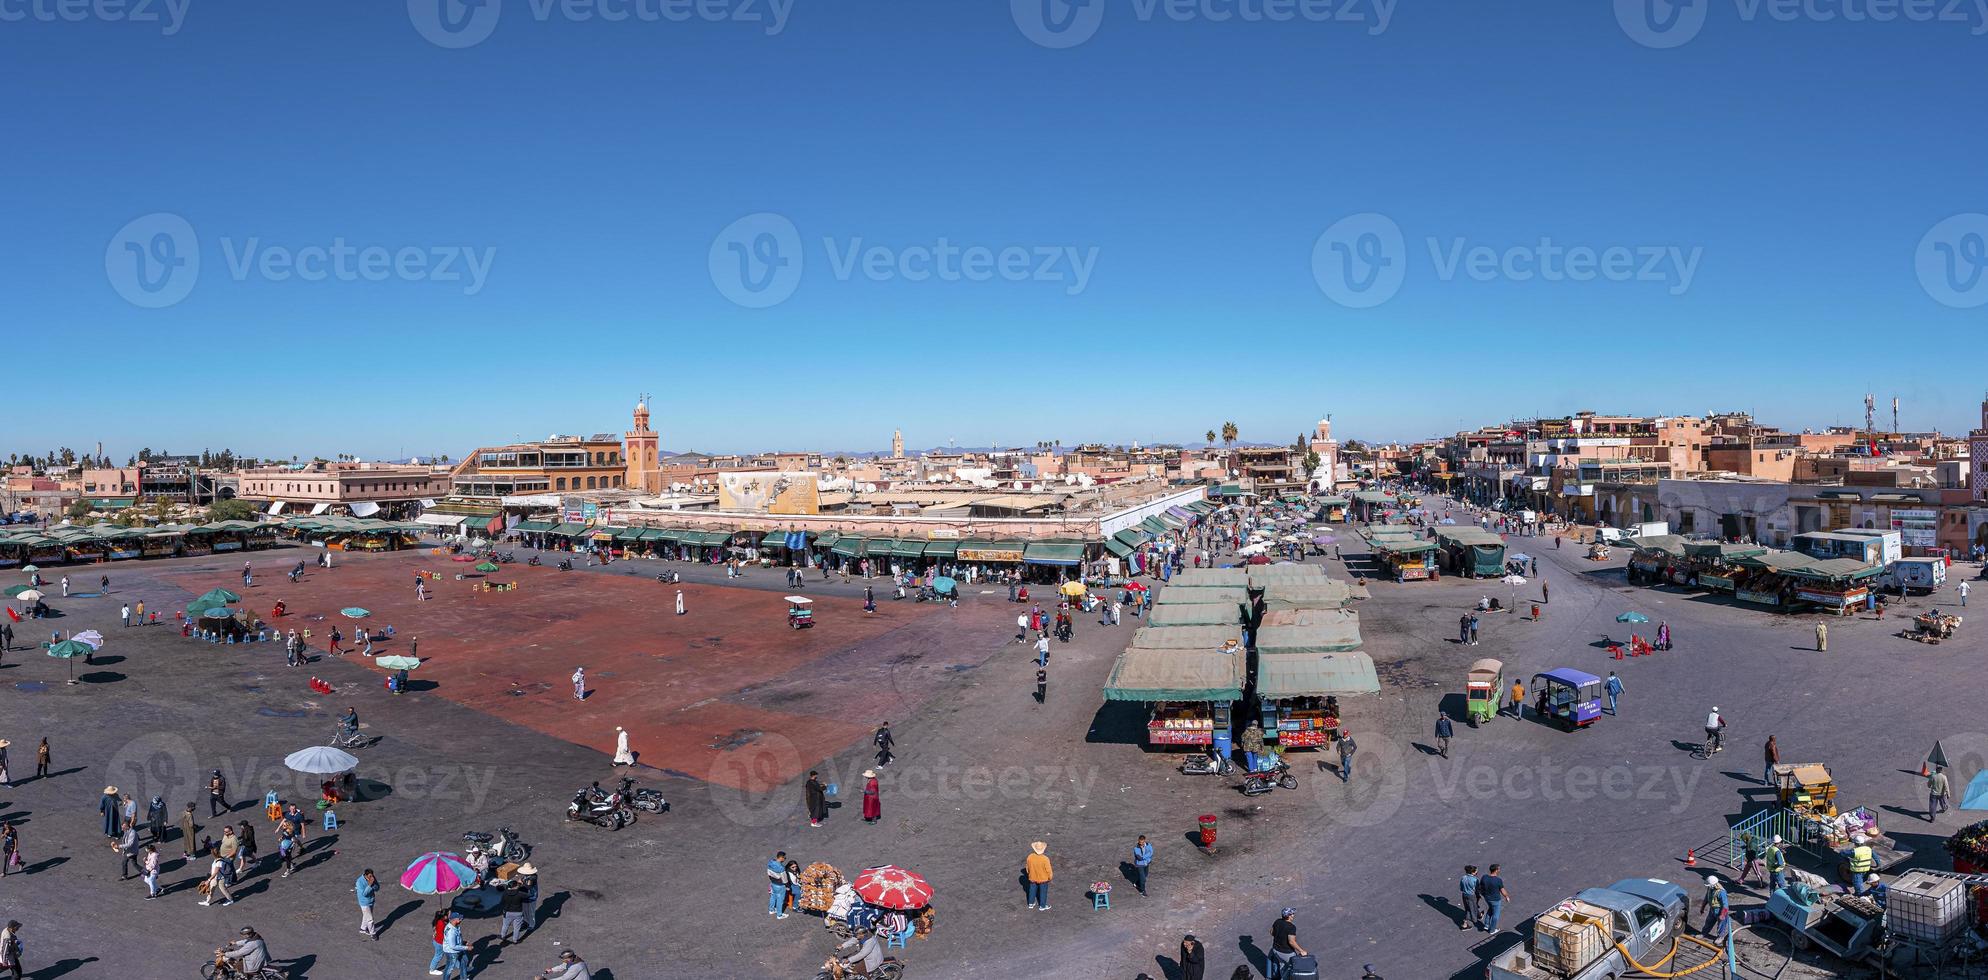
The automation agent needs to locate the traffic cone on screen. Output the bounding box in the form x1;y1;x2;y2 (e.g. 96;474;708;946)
1684;848;1697;868
1921;762;1930;778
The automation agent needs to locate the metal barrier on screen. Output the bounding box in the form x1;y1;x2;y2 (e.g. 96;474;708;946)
1729;807;1806;864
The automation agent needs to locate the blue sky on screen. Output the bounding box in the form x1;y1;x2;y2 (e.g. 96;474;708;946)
4;0;1985;461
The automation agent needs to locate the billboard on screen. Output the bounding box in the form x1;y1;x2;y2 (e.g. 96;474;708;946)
718;472;820;515
1889;509;1938;551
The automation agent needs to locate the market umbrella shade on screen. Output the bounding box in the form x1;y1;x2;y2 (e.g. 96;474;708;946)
341;607;371;619
15;590;42;603
401;852;477;905
195;588;242;605
1509;553;1532;563
473;562;500;573
47;639;92;682
70;630;105;650
851;865;934;910
375;656;421;671
19;565;37;574
284;745;359;775
1059;581;1087;597
1;585;32;598
1616;612;1650;623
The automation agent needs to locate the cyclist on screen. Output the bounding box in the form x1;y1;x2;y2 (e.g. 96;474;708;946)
338;707;359;743
1703;707;1727;755
216;926;271;977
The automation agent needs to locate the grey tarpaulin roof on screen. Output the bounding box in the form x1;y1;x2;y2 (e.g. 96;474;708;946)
1735;549;1882;582
1128;625;1246;650
1628;534;1689;559
1255;652;1381;697
1245;564;1327;590
1434;527;1505;547
1152;586;1250;608
1261;580;1367;609
1167;568;1249;589
1103;647;1245;702
1148;601;1246;627
1256;610;1363;654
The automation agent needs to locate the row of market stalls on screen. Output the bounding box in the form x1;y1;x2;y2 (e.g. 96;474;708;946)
1625;534;1884;614
279;515;431;551
1102;564;1379;757
1433;526;1508;578
0;520;280;567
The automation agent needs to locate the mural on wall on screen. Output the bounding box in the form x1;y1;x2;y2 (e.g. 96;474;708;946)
718;472;821;515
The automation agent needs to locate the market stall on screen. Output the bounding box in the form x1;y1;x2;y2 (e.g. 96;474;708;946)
1148;600;1247;628
1167;567;1249;589
1316;496;1350;523
1244;563;1326;591
1434;526;1507;578
1254;652;1378;748
1255;608;1362;654
1103;643;1245;754
1259;580;1366;611
1372;536;1438;582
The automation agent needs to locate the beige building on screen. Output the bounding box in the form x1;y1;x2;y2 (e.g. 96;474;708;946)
237;462;446;517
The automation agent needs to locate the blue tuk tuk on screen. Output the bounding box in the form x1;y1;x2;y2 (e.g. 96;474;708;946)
1530;668;1602;730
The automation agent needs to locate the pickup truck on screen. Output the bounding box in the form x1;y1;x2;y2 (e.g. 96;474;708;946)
1486;878;1688;980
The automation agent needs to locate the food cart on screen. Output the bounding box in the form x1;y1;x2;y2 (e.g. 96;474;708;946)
1465;658;1503;726
1529;668;1602;730
1102;641;1245;760
786;596;814;630
1904;611;1961;643
1375;538;1438;581
1772;762;1838;816
1254;653;1378;749
1316;496;1350;523
1434;526;1507;578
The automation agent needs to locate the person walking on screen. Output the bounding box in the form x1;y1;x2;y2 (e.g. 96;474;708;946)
1457;865;1482;931
804;771;828;827
1335;729;1357;782
440;912;471;979
135;599;145;624
146;796;165;843
1035;665;1047;704
427;909;452;974
1929;767;1952;820
1507;678;1526;719
1130;835;1153;896
1239;722;1266;773
277;827;297;878
1738;834;1763;885
99;785;120;838
1023;841;1053;910
571;667;586;701
179;803;199;860
0;921;21;980
235;820;257;877
141;843;160;898
208;769;228;816
1467;614;1480;645
1457;613;1469;645
872;723;894;767
1960;579;1970;607
1267;908;1307;980
1178;934;1206;980
1434;711;1453;759
674;590;685;616
120;603;131;628
1762;735;1780;786
356;868;380;939
767;851;791;919
1477;864;1510;932
1765;835;1788;892
1657;621;1671;651
59;576;67;598
1542;580;1550;604
860;770;881;824
117;823;141;880
611;727;634;767
198;853;236;906
1034;634;1050;667
1815;621;1828;652
1700;875;1729;939
0;823;15;877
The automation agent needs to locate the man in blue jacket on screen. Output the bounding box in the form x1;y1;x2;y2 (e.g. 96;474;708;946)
355;868;379;940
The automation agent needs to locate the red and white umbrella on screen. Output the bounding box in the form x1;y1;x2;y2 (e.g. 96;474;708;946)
851;865;933;910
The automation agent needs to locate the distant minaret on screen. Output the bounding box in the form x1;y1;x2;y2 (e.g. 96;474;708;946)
892;430;904;459
625;394;662;493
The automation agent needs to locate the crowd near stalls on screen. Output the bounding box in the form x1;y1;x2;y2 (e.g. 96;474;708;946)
1102;494;1380;769
0;519;280;567
279;516;429;552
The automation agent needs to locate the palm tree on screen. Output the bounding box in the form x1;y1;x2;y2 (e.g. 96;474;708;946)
1205;430;1217;447
1221;422;1239;449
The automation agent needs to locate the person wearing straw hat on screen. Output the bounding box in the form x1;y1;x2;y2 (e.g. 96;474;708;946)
99;786;120;838
611;728;634;767
1024;841;1053;910
861;771;881;823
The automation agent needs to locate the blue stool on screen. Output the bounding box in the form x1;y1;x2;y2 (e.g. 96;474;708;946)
323;810;338;830
886;925;911;949
263;791;280;809
1092;889;1112;910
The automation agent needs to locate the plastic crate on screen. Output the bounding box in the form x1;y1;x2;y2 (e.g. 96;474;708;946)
1885;871;1969;944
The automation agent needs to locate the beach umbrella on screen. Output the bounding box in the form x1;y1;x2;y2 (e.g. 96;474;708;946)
931;576;957;594
70;630;105;650
473;561;500;573
401;851;477;906
1501;574;1527;587
851;865;934;911
47;639;91;682
1059;581;1086;597
284;745;358;775
375;656;421;671
19;565;37;574
2;585;31;598
15;590;42;603
1615;612;1650;624
341;607;371;619
196;588;241;605
1509;553;1532;563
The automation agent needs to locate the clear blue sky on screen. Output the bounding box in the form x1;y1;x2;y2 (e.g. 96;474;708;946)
4;1;1984;461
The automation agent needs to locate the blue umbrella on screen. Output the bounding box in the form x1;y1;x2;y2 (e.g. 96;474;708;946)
1616;612;1650;624
341;607;371;619
1509;553;1532;563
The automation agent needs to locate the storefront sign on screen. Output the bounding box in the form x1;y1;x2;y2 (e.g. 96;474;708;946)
1399;568;1431;580
1736;589;1780;606
1147;727;1214;746
1889;508;1938;550
959;547;1024;562
108;549;141;560
1796;588;1862;607
925;529;960;539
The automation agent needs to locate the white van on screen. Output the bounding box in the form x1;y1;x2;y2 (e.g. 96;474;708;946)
1878;557;1946;595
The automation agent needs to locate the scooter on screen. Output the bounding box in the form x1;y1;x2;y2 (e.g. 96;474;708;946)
557;558;574;572
617;776;668;813
526;556;541;567
657;570;680;584
564;787;633;830
812;953;905;980
463;826;529;864
1179;752;1234;776
1239;760;1298;796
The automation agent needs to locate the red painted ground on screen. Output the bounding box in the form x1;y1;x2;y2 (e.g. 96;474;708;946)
160;552;959;791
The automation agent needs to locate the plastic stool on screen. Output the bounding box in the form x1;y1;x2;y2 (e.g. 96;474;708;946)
322;810;338;830
887;926;911;949
1092;890;1111;910
263;791;280;809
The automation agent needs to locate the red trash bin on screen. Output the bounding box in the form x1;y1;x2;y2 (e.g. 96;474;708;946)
1198;814;1218;849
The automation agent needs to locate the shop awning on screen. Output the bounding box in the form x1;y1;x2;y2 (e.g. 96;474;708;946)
1103;538;1134;559
866;538;899;557
831;536;867;557
1103;647;1245;702
921;539;958;557
1139;516;1173;536
266;501;286;515
349;501;381;517
689;530;733;547
414;512;467;527
1215;483;1246;497
891;539;927;557
548;523;588;537
1256;652;1381;698
650;529;689;543
1113;528;1153;549
1256;611;1364;654
638;528;672;541
612;526;649;541
513;520;555;533
1023;540;1086;566
812;532;840;549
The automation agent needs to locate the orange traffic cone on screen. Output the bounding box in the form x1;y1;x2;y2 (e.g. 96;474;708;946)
1684;848;1697;868
1921;762;1930;777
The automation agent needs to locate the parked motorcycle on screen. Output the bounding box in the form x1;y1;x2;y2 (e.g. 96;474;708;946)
1179;752;1234;776
526;556;541;567
617;776;668;813
462;826;529;864
812;953;905;980
1239;760;1298;796
565;786;633;830
657;570;680;584
557;558;574;572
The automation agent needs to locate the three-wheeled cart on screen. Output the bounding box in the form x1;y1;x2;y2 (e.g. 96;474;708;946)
786;596;814;629
1465;658;1503;726
1529;668;1602;730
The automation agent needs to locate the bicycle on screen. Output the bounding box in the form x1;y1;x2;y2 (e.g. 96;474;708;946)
1692;727;1725;759
328;728;367;749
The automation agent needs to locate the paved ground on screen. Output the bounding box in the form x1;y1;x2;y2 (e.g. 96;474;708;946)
2;518;1983;979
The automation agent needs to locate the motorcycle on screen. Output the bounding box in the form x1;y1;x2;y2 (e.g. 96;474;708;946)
494;552;515;563
565;786;633;830
526;555;541;567
1179;752;1234;777
463;826;529;864
1239;760;1298;796
657;570;680;584
617;776;668;813
557;558;574;572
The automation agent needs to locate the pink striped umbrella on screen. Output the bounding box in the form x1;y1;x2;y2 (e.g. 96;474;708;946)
401;851;476;904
